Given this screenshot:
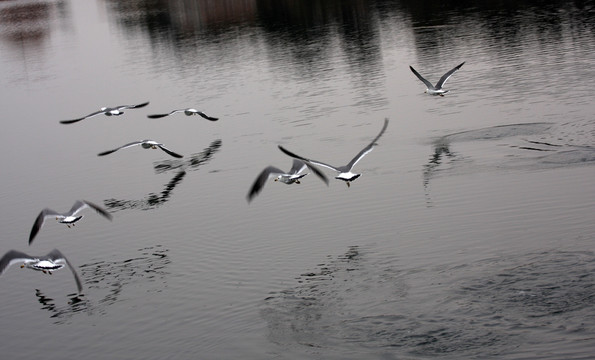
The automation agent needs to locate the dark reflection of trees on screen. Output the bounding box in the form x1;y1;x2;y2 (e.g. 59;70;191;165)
33;245;169;324
103;139;221;212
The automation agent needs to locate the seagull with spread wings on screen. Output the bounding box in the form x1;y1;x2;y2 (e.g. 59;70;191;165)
60;101;150;124
147;108;218;121
98;139;183;158
29;200;113;245
278;118;389;187
0;249;83;293
247;159;328;202
409;62;465;96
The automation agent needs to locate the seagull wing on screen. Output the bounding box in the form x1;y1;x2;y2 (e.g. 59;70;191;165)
409;66;436;90
247;166;286;203
288;159;308;175
29;208;61;245
80;200;113;221
0;250;34;275
305;162;330;186
46;249;83;293
345;118;389;171
157;145;183;158
435;62;465;89
97;141;143;156
289;159;329;185
278;145;341;172
147;109;183;118
117;101;150;110
59;109;105;124
195;111;219;121
147;113;171;119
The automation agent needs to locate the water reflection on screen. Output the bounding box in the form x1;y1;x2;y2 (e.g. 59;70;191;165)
103;139;221;212
34;245;170;323
262;246;595;358
0;1;58;44
153;138;222;174
34;289;84;324
423;121;595;204
104;170;187;212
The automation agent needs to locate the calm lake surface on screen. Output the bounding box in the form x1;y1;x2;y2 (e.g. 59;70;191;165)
1;0;594;359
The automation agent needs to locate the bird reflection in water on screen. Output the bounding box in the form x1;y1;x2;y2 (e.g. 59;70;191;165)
423;137;457;206
153;139;222;174
103;139;221;212
33;246;169;323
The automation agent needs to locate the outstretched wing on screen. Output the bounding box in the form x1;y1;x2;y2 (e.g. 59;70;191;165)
246;166;286;203
97;141;143;156
278;146;340;172
157;145;183;158
303;162;329;186
147;113;172;118
435;62;465;89
409;66;435;90
59;109;105;124
288;159;307;175
46;249;83;293
195;111;219;121
346;118;389;171
80;200;113;221
117;101;150;110
147;109;182;119
29;208;60;245
0;250;33;275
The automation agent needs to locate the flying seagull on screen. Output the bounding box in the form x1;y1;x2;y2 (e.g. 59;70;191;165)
29;200;113;245
97;139;183;158
247;159;329;203
409;62;465;96
278;118;389;187
60;101;150;124
0;249;83;293
147;108;218;121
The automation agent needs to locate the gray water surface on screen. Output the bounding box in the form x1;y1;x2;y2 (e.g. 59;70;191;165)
1;1;594;359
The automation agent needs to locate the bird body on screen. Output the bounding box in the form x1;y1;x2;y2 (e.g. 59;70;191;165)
0;249;83;293
60;101;149;124
29;200;113;245
278;118;389;187
409;62;465;96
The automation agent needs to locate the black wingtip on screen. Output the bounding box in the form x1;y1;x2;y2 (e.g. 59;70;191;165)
147;114;168;119
59;118;84;124
97;150;112;156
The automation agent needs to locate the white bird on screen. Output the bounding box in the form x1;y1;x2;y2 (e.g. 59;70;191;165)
29;200;113;245
147;108;218;121
278;118;389;187
0;249;83;293
247;159;328;203
409;62;465;96
98;139;183;158
60;101;150;124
